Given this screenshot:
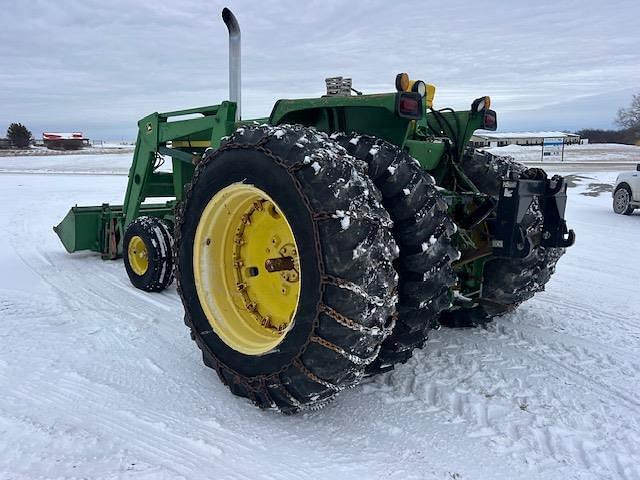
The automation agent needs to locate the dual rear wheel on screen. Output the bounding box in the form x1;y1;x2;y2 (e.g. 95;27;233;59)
173;124;456;412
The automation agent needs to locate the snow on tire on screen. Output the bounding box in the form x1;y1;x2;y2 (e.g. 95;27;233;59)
333;133;458;374
123;216;174;292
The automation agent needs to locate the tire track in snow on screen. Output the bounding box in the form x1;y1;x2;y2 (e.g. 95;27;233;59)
7;206;178;319
364;318;640;480
490;318;640;411
536;293;640;345
9;371;224;476
7;367;312;480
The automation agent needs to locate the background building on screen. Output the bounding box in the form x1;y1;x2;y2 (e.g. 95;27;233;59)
470;131;581;148
42;132;90;150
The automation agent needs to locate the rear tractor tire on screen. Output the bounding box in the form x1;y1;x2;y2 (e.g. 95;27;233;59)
175;124;398;413
333;133;458;374
440;151;566;328
123;216;174;292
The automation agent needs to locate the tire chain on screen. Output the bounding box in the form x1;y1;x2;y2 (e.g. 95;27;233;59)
173;131;396;411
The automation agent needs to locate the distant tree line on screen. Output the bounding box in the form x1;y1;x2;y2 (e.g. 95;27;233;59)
576;126;640;145
577;93;640;145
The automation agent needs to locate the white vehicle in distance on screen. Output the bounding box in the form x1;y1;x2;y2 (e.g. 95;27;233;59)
613;164;640;215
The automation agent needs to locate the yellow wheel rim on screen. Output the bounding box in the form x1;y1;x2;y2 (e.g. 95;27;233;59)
128;235;149;276
193;183;301;355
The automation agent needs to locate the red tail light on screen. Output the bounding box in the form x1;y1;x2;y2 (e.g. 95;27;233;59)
482;110;497;131
396;92;423;120
400;98;419;113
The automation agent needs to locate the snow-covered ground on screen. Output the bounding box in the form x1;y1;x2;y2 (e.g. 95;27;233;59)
0;149;639;479
0;153;134;175
0;144;135;158
485;143;640;166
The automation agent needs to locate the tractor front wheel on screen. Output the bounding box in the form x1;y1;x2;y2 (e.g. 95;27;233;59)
123;216;174;292
175;124;398;412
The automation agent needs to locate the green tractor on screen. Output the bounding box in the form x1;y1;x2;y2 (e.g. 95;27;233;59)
54;8;574;413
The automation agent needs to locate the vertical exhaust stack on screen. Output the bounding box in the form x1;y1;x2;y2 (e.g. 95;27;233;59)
222;8;241;121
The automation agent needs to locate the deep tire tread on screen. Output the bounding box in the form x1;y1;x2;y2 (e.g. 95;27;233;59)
333;133;458;374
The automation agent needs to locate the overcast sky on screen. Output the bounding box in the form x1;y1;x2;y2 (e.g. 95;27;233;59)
1;0;639;140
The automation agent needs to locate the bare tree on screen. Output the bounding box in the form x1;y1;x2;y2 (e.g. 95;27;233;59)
615;94;640;129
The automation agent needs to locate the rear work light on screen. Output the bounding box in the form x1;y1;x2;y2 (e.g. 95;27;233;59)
396;92;423;120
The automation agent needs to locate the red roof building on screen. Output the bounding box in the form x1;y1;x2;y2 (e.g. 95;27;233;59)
43;132;89;150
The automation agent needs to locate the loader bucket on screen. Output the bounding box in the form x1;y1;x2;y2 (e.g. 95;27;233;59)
54;205;107;254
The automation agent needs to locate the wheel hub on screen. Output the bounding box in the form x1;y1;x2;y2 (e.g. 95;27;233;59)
193;184;301;355
128;235;149;276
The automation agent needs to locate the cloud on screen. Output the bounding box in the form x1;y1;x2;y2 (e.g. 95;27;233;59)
1;0;639;139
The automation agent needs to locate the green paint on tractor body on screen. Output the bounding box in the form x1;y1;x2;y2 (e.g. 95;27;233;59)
54;89;571;306
54;92;483;256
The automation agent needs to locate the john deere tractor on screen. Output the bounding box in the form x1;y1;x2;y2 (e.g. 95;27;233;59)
54;9;574;413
